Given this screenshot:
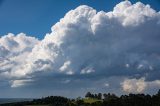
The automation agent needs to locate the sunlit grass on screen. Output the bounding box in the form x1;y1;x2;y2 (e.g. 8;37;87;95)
83;98;102;104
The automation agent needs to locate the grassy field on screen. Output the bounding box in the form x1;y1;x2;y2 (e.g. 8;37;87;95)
83;98;102;104
26;98;102;105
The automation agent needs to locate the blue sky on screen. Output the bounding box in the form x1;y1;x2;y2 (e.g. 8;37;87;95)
0;0;160;39
0;0;160;98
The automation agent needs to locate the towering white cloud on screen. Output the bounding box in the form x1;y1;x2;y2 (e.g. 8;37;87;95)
0;33;39;79
0;1;160;94
21;1;160;77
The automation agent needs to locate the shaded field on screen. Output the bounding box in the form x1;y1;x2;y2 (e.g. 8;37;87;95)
26;105;49;106
0;98;32;104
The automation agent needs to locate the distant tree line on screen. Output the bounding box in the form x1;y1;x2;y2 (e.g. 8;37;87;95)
1;89;160;106
85;92;102;99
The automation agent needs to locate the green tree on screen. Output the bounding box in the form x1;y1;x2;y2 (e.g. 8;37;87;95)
85;92;92;98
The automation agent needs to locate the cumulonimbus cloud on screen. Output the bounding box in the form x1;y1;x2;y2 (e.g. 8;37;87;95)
0;1;160;93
